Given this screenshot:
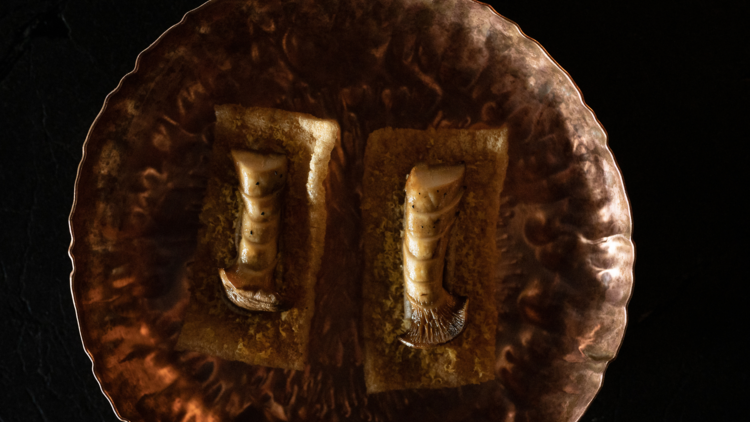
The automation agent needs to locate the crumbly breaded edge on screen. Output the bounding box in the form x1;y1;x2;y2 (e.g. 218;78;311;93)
175;106;338;370
362;126;508;393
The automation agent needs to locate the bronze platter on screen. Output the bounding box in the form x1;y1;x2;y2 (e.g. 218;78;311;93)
69;0;634;420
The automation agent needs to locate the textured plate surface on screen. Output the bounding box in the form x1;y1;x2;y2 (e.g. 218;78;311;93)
69;0;633;421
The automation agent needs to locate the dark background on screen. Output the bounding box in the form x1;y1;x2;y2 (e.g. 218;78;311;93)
1;0;747;420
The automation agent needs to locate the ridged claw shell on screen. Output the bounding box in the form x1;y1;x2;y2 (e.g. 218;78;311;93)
399;163;468;348
220;150;288;312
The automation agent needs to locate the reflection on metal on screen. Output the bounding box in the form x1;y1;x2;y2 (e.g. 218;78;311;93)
219;150;287;312
69;0;634;421
400;163;468;348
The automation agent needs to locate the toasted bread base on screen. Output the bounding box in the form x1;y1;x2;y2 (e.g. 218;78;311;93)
175;105;338;370
362;126;509;393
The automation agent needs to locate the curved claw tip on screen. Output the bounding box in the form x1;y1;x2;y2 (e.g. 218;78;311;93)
219;268;288;313
399;294;468;349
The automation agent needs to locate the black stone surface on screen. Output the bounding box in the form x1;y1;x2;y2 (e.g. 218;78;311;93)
0;1;746;421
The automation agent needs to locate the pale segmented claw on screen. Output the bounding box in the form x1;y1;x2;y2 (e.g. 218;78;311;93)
399;163;468;348
220;150;288;312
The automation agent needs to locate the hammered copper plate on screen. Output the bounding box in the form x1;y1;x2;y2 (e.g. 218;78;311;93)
69;0;634;421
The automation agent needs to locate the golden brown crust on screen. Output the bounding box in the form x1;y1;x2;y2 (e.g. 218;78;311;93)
175;105;338;370
361;126;509;393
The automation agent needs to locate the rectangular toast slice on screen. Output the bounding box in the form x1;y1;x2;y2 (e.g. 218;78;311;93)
361;126;509;393
176;105;338;370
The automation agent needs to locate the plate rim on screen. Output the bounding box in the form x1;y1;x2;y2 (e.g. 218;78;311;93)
68;1;635;420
